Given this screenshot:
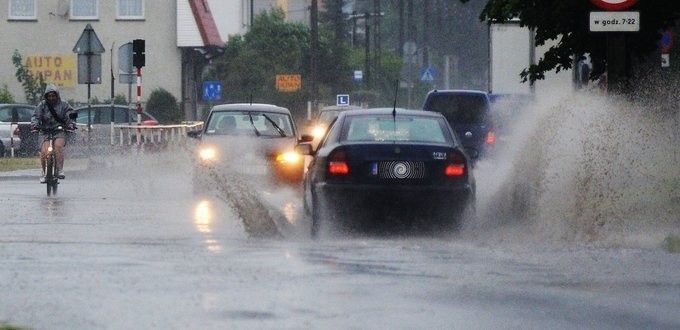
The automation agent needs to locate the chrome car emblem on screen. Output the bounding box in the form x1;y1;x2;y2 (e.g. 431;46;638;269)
465;131;473;138
432;152;446;159
392;161;410;179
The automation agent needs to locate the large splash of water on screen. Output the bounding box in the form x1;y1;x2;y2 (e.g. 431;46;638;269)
468;88;679;248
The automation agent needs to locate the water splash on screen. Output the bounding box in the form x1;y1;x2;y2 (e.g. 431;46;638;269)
468;89;679;248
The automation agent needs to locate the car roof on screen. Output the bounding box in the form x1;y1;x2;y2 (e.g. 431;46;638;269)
210;103;290;114
0;103;35;108
426;89;489;96
319;105;363;112
74;104;134;110
339;108;441;118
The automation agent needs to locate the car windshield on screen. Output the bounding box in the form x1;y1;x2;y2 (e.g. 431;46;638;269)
426;94;489;124
343;115;446;143
205;111;294;137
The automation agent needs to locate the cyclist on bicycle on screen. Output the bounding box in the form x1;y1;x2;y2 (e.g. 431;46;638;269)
31;85;77;183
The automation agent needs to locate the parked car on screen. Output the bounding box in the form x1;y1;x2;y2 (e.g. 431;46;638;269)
0;104;37;157
297;108;476;237
422;89;495;160
74;104;158;126
189;103;313;193
70;105;159;154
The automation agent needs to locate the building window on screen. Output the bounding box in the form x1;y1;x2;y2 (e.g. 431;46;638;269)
117;0;144;20
70;0;98;20
9;0;37;20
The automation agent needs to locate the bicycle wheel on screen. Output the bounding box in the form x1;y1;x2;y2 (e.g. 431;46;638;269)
46;154;55;196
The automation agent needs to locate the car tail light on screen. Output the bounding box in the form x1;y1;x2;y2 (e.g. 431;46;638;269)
486;131;496;144
328;150;349;175
13;127;20;136
445;152;466;177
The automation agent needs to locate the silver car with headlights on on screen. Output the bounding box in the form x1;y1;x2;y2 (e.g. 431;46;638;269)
188;103;313;194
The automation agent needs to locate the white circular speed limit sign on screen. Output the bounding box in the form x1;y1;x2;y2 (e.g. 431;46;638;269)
590;0;638;11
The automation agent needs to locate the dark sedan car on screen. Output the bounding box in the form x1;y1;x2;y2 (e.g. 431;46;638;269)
297;108;476;236
189;103;313;193
422;89;495;160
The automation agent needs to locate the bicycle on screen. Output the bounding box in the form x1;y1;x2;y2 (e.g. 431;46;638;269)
41;126;66;196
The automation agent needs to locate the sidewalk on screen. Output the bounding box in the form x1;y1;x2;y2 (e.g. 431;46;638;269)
0;158;90;180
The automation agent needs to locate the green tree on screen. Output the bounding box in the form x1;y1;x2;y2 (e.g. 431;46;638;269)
207;8;312;118
0;85;16;103
11;49;46;104
463;0;680;87
208;6;403;116
146;88;181;124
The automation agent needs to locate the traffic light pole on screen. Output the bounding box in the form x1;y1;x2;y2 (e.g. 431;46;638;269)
132;39;145;150
136;66;142;150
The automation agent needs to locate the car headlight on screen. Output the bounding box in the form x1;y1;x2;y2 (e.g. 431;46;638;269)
198;147;217;162
276;151;301;164
312;125;326;139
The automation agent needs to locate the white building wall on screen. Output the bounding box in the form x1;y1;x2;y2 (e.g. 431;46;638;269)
205;0;308;43
177;0;203;46
0;1;180;105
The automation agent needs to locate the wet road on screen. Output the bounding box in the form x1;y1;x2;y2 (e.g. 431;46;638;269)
1;157;679;330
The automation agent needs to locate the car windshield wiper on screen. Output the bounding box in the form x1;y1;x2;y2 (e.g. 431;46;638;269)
247;113;261;136
262;114;286;137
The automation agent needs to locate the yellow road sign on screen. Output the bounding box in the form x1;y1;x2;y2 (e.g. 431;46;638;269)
276;74;301;92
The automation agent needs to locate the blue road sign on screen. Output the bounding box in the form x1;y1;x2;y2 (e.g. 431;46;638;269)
337;94;350;106
202;81;222;101
420;67;436;84
353;70;363;83
661;30;673;53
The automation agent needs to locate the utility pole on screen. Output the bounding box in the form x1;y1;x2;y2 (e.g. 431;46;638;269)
250;0;254;27
352;11;358;48
374;0;382;83
423;0;430;67
398;0;404;55
348;10;385;90
310;0;319;110
365;12;371;88
407;0;415;45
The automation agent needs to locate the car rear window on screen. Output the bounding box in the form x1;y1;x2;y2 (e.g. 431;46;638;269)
0;106;33;122
343;115;446;143
424;93;489;124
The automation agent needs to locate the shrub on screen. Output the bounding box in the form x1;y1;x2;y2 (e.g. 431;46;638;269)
0;85;16;103
146;88;182;124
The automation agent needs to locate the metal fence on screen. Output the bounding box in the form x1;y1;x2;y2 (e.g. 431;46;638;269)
70;121;203;156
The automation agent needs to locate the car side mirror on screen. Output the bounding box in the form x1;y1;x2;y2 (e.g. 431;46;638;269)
187;130;202;139
464;147;479;159
299;134;314;143
295;143;314;156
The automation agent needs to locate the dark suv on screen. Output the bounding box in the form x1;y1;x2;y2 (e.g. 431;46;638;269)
422;90;495;159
